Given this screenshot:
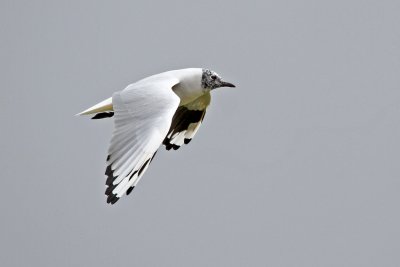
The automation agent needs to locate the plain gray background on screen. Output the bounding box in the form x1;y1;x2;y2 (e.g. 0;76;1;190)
2;0;400;266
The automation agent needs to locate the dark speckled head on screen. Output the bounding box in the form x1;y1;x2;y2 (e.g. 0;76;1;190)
201;69;235;90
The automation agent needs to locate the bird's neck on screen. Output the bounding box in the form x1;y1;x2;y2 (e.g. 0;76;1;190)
171;68;205;105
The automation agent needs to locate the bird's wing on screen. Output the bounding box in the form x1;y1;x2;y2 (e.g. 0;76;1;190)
105;78;180;204
163;92;211;150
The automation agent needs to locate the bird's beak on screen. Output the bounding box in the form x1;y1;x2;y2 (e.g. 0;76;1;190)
221;81;236;88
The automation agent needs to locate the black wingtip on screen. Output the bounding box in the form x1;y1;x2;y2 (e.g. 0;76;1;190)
138;159;151;176
172;144;180;150
105;183;117;195
105;165;117;186
165;143;180;150
184;138;191;144
107;193;119;204
106;176;114;186
105;165;112;176
126;186;135;195
91;112;114;120
150;151;158;162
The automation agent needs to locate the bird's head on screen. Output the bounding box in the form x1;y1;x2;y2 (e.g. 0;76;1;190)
201;69;235;90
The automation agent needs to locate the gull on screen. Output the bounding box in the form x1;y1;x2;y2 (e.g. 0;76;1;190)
77;68;235;204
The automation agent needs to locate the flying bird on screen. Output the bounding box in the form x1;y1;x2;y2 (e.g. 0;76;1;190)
77;68;235;204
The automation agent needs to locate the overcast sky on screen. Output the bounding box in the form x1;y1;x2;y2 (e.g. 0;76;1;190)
2;0;400;266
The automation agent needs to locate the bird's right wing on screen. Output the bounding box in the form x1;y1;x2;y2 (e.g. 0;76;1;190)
105;78;180;204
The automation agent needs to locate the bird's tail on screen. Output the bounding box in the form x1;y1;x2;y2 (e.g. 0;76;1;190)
76;97;114;119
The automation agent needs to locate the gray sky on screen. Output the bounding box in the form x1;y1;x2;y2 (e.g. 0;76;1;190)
2;0;400;266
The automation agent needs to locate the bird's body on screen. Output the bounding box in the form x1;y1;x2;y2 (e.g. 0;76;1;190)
139;68;205;105
78;68;234;204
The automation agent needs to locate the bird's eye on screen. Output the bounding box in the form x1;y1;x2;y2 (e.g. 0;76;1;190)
211;74;217;80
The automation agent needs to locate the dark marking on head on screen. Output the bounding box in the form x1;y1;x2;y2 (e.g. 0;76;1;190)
201;69;235;89
201;69;222;89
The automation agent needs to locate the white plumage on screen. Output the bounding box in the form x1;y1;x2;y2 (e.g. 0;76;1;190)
78;68;235;204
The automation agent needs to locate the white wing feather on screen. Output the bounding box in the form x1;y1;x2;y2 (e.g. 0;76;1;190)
105;77;180;204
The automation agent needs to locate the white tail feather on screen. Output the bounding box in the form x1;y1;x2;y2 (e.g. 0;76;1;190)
76;97;113;116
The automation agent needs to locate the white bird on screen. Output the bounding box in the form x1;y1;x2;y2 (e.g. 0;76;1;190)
78;68;235;204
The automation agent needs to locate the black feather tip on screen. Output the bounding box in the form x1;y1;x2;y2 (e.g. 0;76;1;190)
91;112;114;120
126;186;135;195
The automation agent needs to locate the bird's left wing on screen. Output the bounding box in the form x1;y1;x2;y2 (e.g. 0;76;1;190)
105;78;180;204
163;92;211;150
